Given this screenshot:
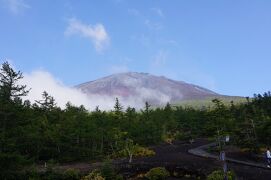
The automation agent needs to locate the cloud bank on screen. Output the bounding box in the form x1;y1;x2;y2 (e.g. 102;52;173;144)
65;18;110;52
21;70;167;111
21;70;117;110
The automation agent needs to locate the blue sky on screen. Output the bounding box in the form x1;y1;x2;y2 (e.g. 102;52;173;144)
1;0;271;97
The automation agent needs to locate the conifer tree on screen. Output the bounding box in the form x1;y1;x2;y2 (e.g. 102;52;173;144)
35;91;56;110
0;61;29;103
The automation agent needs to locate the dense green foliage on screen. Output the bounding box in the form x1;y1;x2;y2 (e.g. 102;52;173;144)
63;168;80;180
174;96;247;109
207;170;235;180
1;62;271;178
145;167;170;180
81;169;105;180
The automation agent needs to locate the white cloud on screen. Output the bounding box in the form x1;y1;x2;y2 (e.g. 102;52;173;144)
20;69;173;111
151;7;164;18
2;0;30;14
65;18;110;52
136;87;170;105
21;70;117;110
20;70;152;111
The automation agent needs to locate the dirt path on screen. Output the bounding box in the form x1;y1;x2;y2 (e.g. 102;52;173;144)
48;139;271;179
120;139;271;179
188;141;269;169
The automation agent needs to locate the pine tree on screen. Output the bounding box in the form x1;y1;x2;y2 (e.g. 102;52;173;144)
35;91;56;110
114;98;123;114
0;61;29;103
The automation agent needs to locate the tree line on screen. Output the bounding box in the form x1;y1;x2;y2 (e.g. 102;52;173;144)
1;61;271;178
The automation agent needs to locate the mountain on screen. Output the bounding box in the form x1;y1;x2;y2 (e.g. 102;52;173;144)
75;72;221;106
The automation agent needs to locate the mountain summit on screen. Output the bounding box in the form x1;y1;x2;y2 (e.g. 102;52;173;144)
76;72;219;106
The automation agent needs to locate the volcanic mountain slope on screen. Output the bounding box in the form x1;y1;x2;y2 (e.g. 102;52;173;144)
76;72;220;106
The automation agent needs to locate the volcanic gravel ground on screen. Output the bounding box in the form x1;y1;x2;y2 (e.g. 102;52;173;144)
50;139;271;179
124;139;271;180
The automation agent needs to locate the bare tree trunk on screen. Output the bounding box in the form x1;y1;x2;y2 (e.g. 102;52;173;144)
110;143;115;157
129;153;133;163
126;149;133;163
57;145;60;153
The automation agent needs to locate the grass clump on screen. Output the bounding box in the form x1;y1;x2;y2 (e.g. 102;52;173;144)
81;170;104;180
64;168;80;180
145;167;170;180
207;170;235;180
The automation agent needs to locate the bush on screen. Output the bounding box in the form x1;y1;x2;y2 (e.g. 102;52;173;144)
0;152;27;179
64;168;80;180
100;161;116;180
43;168;63;180
145;167;170;180
115;174;124;180
25;167;40;180
134;146;155;157
116;146;155;158
207;170;235;180
81;170;104;180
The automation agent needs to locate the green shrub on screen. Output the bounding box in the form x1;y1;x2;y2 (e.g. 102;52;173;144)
145;167;170;180
100;161;116;180
207;170;235;180
43;168;63;180
81;170;105;180
116;146;155;158
25;167;40;180
115;174;124;180
0;152;27;179
64;168;80;180
134;146;155;157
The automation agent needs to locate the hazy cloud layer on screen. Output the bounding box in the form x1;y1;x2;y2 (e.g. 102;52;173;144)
65;18;110;52
2;0;30;14
21;70;167;111
21;70;116;110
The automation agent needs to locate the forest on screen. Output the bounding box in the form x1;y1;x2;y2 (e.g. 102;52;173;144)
1;61;271;179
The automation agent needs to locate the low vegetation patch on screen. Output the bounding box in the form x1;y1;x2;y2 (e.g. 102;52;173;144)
116;145;155;162
81;170;105;180
145;167;170;180
63;168;80;180
207;170;235;180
